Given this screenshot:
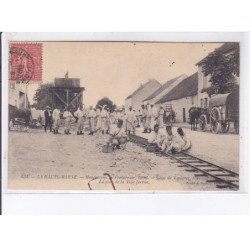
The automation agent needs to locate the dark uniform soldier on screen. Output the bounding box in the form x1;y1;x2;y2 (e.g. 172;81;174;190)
44;106;53;132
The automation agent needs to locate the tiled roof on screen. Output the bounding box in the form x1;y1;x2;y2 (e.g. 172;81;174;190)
156;72;198;103
125;79;161;100
143;74;186;102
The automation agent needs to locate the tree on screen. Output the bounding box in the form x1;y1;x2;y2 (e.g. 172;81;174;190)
96;97;116;111
33;83;54;110
200;43;239;96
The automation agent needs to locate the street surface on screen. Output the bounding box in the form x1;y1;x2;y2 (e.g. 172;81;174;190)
137;126;239;173
8;125;239;191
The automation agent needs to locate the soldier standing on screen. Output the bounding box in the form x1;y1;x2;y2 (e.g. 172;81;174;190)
74;104;85;135
108;109;117;134
95;106;102;132
145;103;151;133
100;105;109;134
63;107;73;134
44;106;53;132
141;105;147;133
158;106;165;127
52;107;61;134
135;109;142;127
150;104;158;131
88;106;96;135
126;106;136;134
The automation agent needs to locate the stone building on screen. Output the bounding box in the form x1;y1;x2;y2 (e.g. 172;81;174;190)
142;74;187;105
156;72;198;123
9;83;28;109
125;79;161;111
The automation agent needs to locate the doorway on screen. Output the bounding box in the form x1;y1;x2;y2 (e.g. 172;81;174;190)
182;108;186;123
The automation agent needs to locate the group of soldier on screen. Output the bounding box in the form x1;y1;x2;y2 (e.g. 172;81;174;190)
43;104;135;136
42;103;190;153
43;102;173;136
148;124;192;154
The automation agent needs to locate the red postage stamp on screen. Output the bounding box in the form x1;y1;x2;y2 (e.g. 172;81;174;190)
9;43;42;84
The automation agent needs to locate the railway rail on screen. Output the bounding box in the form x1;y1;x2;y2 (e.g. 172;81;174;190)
128;134;239;190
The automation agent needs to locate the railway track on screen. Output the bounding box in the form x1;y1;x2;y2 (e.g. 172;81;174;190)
128;134;239;191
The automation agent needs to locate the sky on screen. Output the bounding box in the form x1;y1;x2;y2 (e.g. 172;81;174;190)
27;42;223;107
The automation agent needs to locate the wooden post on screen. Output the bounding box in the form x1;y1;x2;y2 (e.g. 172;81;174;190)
80;90;83;105
66;89;69;109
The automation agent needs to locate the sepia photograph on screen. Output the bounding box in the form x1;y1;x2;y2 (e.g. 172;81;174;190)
1;0;250;248
5;39;239;191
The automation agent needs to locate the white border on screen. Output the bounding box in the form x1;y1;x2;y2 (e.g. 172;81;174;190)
2;32;250;214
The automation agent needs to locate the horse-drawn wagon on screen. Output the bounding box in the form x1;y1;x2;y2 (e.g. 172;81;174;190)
199;89;239;133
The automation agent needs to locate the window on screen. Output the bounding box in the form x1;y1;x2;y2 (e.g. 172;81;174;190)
191;96;194;105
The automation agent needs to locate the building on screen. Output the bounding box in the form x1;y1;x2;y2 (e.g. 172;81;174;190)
9;82;28;109
156;72;198;123
196;42;239;109
125;79;161;111
142;74;187;105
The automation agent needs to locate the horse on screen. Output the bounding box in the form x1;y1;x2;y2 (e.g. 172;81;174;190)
163;110;176;124
188;107;203;131
9;105;32;127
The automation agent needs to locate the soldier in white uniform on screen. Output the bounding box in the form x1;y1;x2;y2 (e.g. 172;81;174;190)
63;108;73;134
145;103;151;133
95;106;102;132
109;110;116;125
165;127;192;154
135;109;142;127
100;105;109;134
158;106;165;127
88;106;96;135
109;119;128;149
108;109;117;134
148;124;166;151
161;126;174;152
74;104;85;135
141;105;147;133
52;107;61;134
150;104;158;131
126;106;136;134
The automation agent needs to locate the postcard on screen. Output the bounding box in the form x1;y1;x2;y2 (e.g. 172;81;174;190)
2;33;240;192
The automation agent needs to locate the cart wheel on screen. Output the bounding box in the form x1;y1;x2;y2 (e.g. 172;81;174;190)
221;121;230;133
199;114;207;131
210;107;221;134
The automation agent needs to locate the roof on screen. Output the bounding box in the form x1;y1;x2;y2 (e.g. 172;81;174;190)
208;88;239;111
54;77;80;88
196;42;239;66
156;72;198;104
143;74;186;102
125;79;161;100
208;93;231;108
